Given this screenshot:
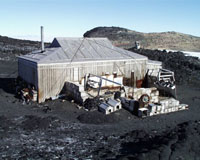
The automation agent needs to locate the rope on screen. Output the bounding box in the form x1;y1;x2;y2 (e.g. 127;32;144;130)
70;38;85;63
88;38;144;78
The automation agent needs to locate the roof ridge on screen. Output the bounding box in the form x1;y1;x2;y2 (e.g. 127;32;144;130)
55;37;109;40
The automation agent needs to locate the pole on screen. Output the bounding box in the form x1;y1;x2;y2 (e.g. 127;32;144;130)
41;26;44;52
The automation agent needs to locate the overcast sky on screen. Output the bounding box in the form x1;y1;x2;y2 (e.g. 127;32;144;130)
1;0;200;42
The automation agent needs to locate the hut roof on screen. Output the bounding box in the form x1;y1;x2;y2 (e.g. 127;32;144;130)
19;37;147;64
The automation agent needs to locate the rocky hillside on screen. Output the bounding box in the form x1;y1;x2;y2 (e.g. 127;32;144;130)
84;27;200;52
0;35;50;61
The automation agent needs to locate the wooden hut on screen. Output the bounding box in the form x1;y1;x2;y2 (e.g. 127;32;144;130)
18;37;148;102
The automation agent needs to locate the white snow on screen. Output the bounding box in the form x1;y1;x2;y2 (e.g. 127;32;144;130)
182;51;200;59
165;50;200;59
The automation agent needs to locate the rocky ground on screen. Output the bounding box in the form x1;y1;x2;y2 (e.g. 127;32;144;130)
0;35;50;61
0;49;200;159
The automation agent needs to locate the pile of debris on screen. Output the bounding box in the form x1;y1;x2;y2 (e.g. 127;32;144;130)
63;72;188;117
116;94;188;118
20;88;37;104
83;97;101;111
15;77;37;104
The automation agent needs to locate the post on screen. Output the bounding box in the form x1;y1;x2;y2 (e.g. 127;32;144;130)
97;77;102;97
131;70;134;87
131;70;134;97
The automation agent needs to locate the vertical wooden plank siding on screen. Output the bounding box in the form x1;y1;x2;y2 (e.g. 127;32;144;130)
36;59;147;102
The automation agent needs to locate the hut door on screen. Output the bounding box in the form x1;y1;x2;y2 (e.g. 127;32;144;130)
74;68;79;81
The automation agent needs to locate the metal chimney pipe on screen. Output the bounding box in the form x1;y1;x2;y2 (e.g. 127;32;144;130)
41;26;44;52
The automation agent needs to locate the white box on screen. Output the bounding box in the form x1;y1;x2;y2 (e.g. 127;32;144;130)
99;103;114;115
107;98;122;111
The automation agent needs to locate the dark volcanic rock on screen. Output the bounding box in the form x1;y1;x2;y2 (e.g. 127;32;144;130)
117;120;200;160
20;115;60;131
77;111;121;124
129;48;200;85
0;116;14;132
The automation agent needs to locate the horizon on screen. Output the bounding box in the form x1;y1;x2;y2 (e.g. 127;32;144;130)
1;0;200;42
1;27;200;43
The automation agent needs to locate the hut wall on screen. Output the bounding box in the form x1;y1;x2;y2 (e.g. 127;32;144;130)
37;59;147;102
18;58;38;88
146;61;162;77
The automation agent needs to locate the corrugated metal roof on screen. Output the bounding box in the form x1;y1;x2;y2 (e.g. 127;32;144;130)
19;37;147;64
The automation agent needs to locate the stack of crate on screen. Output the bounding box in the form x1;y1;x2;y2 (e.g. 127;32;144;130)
148;98;188;116
160;98;179;113
150;88;159;103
